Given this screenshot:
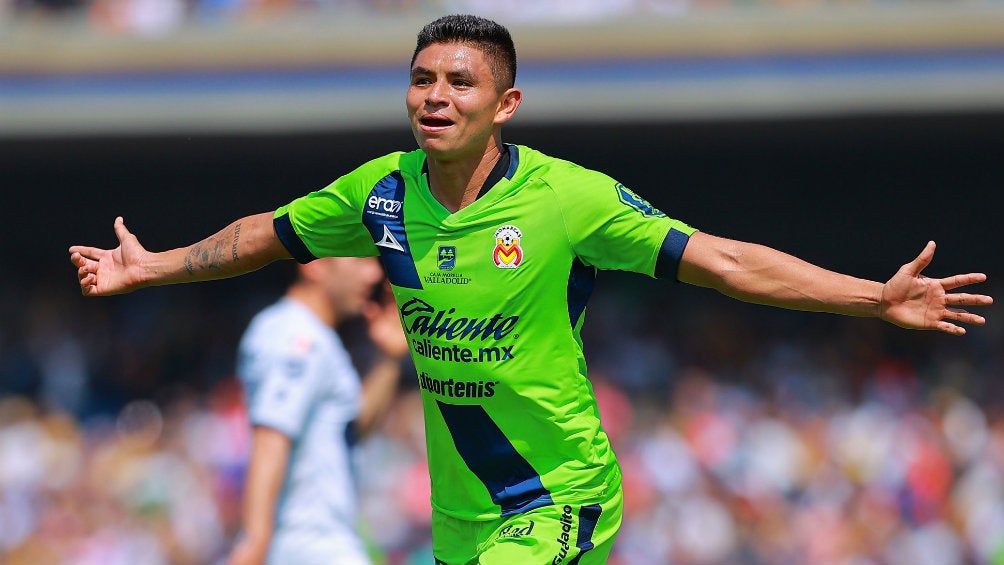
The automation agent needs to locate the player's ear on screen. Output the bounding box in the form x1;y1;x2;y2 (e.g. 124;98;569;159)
494;88;522;125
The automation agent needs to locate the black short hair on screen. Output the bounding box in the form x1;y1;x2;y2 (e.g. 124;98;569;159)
412;14;517;91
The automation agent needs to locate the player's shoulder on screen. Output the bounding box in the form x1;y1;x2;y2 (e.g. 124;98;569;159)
513;145;617;199
320;150;424;202
514;145;580;172
514;145;611;182
347;150;415;179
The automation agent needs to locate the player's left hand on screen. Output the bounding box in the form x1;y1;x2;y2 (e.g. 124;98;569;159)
879;241;993;335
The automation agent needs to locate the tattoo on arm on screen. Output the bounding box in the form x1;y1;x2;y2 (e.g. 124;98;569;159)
184;235;229;277
232;222;241;263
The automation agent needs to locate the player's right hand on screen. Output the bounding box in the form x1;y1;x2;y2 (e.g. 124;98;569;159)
69;216;147;296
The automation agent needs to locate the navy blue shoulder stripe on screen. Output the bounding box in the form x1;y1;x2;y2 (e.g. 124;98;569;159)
654;227;692;280
273;213;317;264
361;171;423;289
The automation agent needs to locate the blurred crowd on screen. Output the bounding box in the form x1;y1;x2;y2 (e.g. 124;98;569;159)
1;274;1002;565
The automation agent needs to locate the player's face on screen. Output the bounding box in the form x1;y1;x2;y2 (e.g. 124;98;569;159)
407;42;516;162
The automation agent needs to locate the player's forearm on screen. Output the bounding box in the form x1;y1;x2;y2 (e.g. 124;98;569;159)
681;234;883;317
141;213;289;287
723;250;882;316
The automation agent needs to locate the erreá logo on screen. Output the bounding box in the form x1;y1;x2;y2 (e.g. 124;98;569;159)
367;195;403;214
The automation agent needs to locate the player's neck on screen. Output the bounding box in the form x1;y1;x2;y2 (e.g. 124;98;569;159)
427;143;504;213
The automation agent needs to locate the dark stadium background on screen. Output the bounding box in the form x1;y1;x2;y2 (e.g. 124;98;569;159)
9;112;1004;272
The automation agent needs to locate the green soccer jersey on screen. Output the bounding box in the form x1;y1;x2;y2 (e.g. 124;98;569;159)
274;144;697;521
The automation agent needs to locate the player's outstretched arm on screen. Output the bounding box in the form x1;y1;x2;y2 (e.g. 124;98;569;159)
69;212;292;296
677;232;992;335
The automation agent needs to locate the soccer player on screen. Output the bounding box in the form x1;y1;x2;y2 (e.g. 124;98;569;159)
227;257;408;565
70;14;992;565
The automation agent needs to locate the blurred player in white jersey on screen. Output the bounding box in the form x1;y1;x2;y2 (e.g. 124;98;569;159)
226;257;408;565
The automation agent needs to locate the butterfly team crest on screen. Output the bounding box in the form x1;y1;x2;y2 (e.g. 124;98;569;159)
493;225;523;269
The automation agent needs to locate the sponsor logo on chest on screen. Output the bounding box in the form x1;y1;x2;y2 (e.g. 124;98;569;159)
421;224;526;285
423;245;471;285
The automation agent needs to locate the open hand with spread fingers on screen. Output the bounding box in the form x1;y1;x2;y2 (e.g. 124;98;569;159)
879;241;993;335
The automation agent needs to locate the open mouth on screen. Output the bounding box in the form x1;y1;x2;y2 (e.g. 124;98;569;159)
420;116;454;128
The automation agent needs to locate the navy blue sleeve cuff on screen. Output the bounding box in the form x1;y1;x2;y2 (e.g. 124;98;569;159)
273;213;317;264
654;227;692;280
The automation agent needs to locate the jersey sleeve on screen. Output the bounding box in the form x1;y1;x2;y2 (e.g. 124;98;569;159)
273;153;405;262
548;164;697;279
